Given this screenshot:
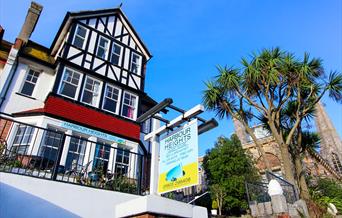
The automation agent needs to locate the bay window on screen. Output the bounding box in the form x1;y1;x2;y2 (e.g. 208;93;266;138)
12;125;35;154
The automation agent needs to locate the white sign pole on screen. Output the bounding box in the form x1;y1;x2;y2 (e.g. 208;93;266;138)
149;135;160;195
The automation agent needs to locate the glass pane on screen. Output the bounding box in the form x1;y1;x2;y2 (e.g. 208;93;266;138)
60;83;77;98
111;54;119;65
77;26;87;37
97;47;105;59
82;90;93;104
103;98;117;112
21;82;35;96
73;36;84;48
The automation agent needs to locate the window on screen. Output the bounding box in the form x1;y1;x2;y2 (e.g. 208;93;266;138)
65;137;87;171
130;52;141;74
72;25;87;49
332;153;342;174
39;130;63;163
93;143;111;174
115;147;130;176
20;69;40;96
110;43;122;65
121;91;138;120
81;76;102;107
96;36;109;59
58;68;82;99
102;84;121;114
12;125;35;154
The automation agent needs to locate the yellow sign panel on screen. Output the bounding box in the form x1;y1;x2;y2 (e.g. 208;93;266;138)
158;119;198;194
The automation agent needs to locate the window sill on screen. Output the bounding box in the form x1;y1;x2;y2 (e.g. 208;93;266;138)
15;92;36;100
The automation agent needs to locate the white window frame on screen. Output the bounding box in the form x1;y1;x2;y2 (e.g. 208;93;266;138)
58;67;83;100
80;75;103;107
96;36;109;60
72;25;88;49
102;84;122;115
130;52;142;75
121;91;138;120
19;68;40;97
110;42;123;66
11;124;35;155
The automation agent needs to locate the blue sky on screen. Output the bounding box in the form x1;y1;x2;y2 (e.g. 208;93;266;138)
1;0;341;156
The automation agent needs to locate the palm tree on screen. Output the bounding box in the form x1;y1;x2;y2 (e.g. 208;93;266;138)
203;48;342;189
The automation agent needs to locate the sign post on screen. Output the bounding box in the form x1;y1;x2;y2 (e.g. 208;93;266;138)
158;119;198;194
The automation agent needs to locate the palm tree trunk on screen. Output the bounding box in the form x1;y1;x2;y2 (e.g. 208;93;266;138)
294;154;310;200
295;126;310;200
268;121;295;184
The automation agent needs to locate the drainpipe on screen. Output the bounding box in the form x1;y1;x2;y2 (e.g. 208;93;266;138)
0;2;43;111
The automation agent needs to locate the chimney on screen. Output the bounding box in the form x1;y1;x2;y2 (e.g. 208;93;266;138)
17;2;43;44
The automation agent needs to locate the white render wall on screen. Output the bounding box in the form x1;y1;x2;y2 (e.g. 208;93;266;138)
0;173;208;218
0;172;140;218
0;60;56;114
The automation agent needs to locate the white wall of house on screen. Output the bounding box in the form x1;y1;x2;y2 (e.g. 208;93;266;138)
0;59;56;114
0;173;208;218
0;172;140;218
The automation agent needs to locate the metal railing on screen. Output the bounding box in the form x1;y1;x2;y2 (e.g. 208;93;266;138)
245;171;298;205
265;171;298;204
0;114;146;195
245;182;271;205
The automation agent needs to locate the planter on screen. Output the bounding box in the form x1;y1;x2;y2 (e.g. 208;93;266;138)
211;209;217;215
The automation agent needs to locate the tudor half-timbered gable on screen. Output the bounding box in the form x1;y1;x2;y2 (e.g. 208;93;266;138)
50;9;152;121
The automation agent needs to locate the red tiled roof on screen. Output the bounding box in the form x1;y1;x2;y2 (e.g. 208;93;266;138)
14;96;140;141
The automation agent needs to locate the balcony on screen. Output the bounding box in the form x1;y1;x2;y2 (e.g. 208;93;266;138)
0;113;146;195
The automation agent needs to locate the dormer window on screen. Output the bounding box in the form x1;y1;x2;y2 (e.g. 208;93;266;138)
110;43;122;65
96;36;109;59
20;69;40;97
72;25;87;49
130;52;141;75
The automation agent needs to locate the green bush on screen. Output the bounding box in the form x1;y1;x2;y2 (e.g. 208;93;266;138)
310;177;342;214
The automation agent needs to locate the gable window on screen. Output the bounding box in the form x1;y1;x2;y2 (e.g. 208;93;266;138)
110;43;122;65
72;25;87;49
130;52;141;75
121;91;138;120
81;76;102;107
102;84;121;114
96;36;109;59
58;68;82;99
20;69;40;97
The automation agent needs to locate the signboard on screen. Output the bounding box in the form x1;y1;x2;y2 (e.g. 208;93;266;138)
60;122;126;144
158;119;199;194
